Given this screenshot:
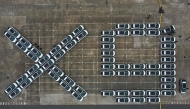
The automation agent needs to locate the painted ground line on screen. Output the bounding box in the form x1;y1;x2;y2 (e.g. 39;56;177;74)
39;75;161;77
27;87;97;90
39;32;41;95
34;48;160;50
25;55;161;58
82;41;84;85
25;36;162;38
32;81;162;84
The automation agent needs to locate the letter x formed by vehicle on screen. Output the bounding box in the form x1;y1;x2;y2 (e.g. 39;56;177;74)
4;25;88;100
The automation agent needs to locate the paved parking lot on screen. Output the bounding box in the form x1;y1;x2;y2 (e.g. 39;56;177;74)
1;0;190;105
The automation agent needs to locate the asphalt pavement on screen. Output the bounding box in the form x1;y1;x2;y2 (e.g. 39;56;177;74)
0;105;189;109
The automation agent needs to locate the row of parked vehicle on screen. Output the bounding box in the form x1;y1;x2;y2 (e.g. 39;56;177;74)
101;70;176;76
101;89;176;103
4;63;43;99
100;39;176;50
101;90;176;96
160;37;176;63
160;35;176;92
101;30;160;36
3;27;44;99
101;33;116;76
115;23;160;30
116;97;160;103
101;23;175;36
4;26;44;62
101;56;176;64
100;50;176;57
48;65;87;101
4;25;89;100
49;25;88;60
101;63;176;70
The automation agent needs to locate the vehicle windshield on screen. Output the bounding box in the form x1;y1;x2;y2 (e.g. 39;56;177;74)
150;31;155;34
18;43;22;48
73;93;78;97
135;65;140;68
56;53;60;58
166;84;170;88
29;53;33;58
151;99;156;102
120;65;125;68
105;65;110;68
18;78;22;82
105;45;110;48
135;31;140;34
135;99;140;102
135;72;140;75
50;73;54;77
150;24;155;27
120;99;124;102
6;33;11;37
166;92;170;95
44;63;49;68
183;83;186;88
21;39;26;43
11;92;16;96
66;78;70;83
166;28;170;32
120;25;124;27
105;92;110;95
51;49;56;53
74;29;79;33
104;38;109;41
165;71;171;75
166;44;170;47
135;92;140;95
78;34;83;38
134;24;139;27
150;92;155;95
54;68;58;72
166;51;170;54
67;44;71;48
120;92;124;95
29;68;33;72
150;72;155;75
120;31;124;34
166;58;170;61
120;72;125;75
33;73;38;77
61;83;66;87
22;83;26;87
166;78;171;81
40;59;45;63
104;72;109;75
166;38;170;41
104;51;109;55
32;49;37;53
10;29;14;33
7;88;11;91
62;39;67;43
104;31;109;34
78;88;82;93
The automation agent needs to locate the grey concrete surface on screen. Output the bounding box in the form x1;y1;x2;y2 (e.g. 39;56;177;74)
0;0;190;105
0;104;190;109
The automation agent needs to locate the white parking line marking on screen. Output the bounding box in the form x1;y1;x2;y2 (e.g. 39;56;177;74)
24;55;160;58
82;41;84;84
34;81;162;84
